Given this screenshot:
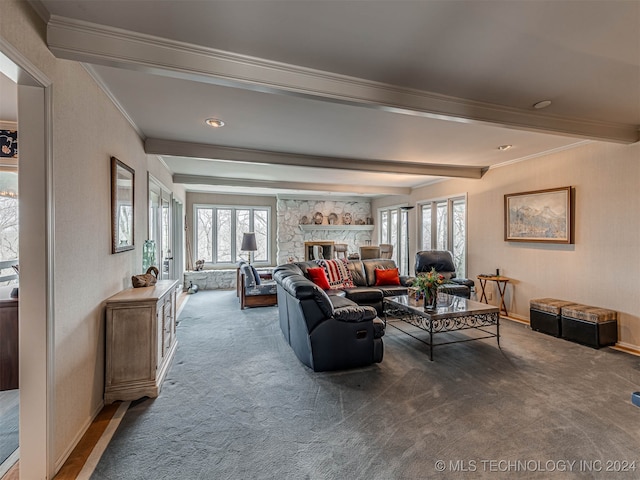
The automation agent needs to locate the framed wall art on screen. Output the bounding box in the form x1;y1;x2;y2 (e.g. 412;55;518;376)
111;156;135;253
504;186;572;244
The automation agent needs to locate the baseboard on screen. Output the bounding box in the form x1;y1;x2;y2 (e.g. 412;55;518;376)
76;401;130;480
611;342;640;357
503;313;529;325
54;400;104;473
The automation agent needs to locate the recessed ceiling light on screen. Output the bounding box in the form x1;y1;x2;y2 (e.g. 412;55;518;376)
205;118;225;128
498;144;512;151
533;100;552;109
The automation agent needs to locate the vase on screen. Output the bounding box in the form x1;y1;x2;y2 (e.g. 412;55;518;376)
424;287;438;310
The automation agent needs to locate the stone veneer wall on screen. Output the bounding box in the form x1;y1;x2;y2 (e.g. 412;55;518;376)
276;198;372;264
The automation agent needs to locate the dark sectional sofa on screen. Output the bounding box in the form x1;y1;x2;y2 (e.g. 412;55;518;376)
273;259;413;372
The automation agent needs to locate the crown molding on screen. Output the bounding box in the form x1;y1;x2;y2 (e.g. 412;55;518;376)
46;15;639;144
173;174;410;196
147;138;485;179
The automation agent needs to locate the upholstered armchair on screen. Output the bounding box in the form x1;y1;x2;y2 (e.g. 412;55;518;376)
238;261;277;309
414;250;474;299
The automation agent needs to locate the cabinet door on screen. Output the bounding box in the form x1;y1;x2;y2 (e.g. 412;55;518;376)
108;305;155;385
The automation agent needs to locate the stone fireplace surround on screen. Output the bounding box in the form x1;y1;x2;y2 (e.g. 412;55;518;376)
276;197;373;265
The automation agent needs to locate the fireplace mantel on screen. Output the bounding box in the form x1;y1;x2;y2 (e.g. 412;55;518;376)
299;225;374;232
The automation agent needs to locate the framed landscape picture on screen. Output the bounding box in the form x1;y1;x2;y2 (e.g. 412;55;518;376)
504;186;572;244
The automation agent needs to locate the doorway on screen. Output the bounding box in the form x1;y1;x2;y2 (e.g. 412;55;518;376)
0;39;54;479
0;70;19;478
149;176;178;280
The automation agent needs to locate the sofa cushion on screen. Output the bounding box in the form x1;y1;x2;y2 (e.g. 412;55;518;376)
307;267;331;290
346;260;367;286
343;287;384;305
378;286;408;297
374;267;400;286
316;259;355;289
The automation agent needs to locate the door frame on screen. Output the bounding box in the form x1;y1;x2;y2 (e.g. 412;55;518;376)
0;38;55;479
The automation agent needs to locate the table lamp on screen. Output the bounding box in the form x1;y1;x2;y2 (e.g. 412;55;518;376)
241;232;258;264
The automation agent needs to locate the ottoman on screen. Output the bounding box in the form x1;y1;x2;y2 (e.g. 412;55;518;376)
529;298;579;337
561;304;618;348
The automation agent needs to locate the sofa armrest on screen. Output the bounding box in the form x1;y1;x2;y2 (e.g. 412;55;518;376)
451;277;475;288
333;305;378;322
400;275;416;287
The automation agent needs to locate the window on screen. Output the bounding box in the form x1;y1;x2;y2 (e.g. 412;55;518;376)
0;171;18;285
419;196;466;277
195;205;271;265
379;206;411;275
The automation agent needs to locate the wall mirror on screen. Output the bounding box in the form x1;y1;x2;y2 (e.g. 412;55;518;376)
111;156;135;253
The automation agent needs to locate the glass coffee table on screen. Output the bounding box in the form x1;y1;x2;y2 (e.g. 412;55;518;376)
384;294;500;360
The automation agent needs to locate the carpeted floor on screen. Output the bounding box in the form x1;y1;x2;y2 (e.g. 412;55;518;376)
0;390;18;468
91;290;640;479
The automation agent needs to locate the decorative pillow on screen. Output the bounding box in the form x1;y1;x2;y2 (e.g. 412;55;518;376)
316;259;355;290
307;267;331;290
374;267;400;286
250;265;261;285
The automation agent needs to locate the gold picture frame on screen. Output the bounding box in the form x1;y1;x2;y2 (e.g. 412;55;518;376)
504;186;572;244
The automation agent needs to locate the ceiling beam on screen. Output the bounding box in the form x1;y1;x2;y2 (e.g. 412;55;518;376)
173;174;411;196
47;16;639;144
146;138;486;179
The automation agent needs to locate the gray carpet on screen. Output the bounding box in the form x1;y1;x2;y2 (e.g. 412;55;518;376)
92;290;640;479
0;393;18;467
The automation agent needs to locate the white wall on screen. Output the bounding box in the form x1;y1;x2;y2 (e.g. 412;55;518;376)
2;0;184;471
374;141;640;350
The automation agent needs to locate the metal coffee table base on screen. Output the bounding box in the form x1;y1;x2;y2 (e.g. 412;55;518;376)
384;295;500;361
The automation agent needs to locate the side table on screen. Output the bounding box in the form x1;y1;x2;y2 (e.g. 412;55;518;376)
477;275;510;317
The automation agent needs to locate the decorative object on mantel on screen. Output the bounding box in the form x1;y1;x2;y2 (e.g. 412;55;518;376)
343;212;352;225
413;267;446;310
366;217;373;225
354;219;365;225
328;212;338;225
299;215;309;225
131;266;159;288
313;212;324;225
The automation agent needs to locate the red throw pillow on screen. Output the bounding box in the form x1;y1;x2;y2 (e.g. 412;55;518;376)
375;267;400;286
307;267;331;290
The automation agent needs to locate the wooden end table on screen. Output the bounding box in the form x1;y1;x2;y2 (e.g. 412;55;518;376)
477;275;510;317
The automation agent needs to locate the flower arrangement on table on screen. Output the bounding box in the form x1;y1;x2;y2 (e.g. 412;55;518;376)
413;267;446;309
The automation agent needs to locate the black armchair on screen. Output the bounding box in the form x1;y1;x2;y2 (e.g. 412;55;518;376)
414;250;474;299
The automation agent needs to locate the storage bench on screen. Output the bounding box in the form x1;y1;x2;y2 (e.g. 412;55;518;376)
529;298;580;337
560;304;617;349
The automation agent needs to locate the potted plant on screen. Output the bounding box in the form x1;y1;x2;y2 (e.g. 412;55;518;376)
413;267;446;310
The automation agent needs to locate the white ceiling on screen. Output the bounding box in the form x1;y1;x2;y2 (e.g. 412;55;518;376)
33;0;640;197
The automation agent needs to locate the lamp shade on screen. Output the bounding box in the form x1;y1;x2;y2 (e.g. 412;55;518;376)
241;232;257;252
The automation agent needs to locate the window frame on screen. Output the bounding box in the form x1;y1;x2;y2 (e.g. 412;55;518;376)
418;194;467;277
378;204;410;275
193;204;272;267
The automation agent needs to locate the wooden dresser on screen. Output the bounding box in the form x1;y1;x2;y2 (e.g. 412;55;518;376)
104;279;179;403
